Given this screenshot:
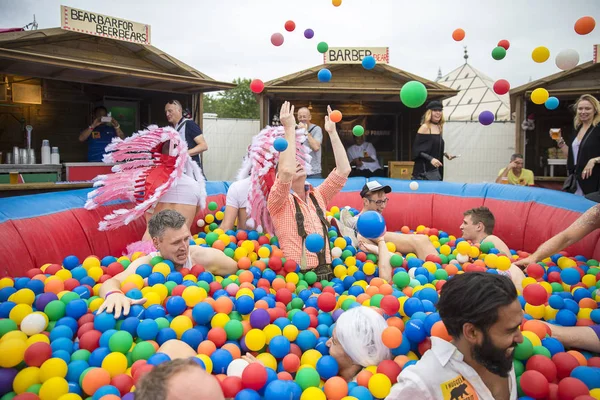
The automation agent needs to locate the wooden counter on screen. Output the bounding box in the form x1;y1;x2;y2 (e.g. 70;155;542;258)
0;164;62;182
534;176;566;191
0;182;93;197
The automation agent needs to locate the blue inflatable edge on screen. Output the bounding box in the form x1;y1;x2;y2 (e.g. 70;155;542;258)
0;177;593;223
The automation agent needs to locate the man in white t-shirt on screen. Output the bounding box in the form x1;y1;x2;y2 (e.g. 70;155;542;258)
386;272;523;400
221;176;252;231
297;107;324;179
347;134;384;178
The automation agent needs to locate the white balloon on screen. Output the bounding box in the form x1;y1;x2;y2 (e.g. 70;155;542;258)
331;247;343;258
20;313;47;336
456;253;470;264
409;181;419;191
408;268;416;278
196;219;205;228
555;49;579;71
227;358;249;377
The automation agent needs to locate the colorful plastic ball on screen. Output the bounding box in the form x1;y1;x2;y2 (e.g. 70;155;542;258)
361;56;376;70
0;338;26;367
101;352;128;378
165;296;187;316
368;373;392;399
545;97;560;110
317;42;329;54
478;111;495;126
20;312;48;336
305;234;325;253
574;16;596;35
557;377;590;399
227;358;250;378
271;33;284;47
560;268;581;285
211;349;233;374
409;181;419;191
317;292;336;312
40;357;68;381
400;81;427;108
571;366;600;390
284;20;295;32
63;255;80;270
250;79;265;94
532;46;550;63
493;79;510;95
491;46;506;60
356;211;385;239
318;68;332;83
241;363;268;391
39;376;69;400
352;125;365;136
531;88;550;105
497;39;510;50
520;370;549;398
136;319;159;341
523;284;548;306
295;367;320;391
332;0;342;6
304;29;314;39
404;319;426;343
526;355;557;383
329;110;342;123
555;49;580;71
316;355;339;380
108;331;133;354
269;336;291;359
24;342;52;367
82;368;111;396
273;137;288;152
452;28;465;41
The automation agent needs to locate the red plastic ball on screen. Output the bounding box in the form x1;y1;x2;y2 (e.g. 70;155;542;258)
106;262;125;277
377;360;402;384
493;79;511;96
258;236;270;245
526;355;557;383
587;357;600;368
497;39;510;50
207;327;227;348
283;260;297;273
552;352;580;379
523;283;548;306
27;268;43;278
557;377;590;400
111;374;134;396
380;295;400;315
282;354;300;372
417;337;432;355
78;313;95;327
284;20;296;32
268;257;282;272
209;281;222;295
132;363;154;385
191;265;205;277
317;292;336;312
526;264;545;280
130;360;147;378
24;342;52;367
79;329;102;351
13;393;40;400
547;271;562;283
241;363;268;391
221;376;243;398
275;289;292;305
520;370;549;399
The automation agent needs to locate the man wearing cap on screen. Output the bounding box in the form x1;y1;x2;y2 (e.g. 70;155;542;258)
335;180;439;260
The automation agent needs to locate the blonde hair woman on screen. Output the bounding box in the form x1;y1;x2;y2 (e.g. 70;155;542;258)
554;94;600;195
412;100;457;181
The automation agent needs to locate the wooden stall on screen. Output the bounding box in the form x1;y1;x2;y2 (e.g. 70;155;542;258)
0;20;234;195
510;59;600;190
257;48;457;177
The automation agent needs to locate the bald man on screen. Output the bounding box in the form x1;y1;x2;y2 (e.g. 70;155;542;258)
297;107;323;178
136;358;224;400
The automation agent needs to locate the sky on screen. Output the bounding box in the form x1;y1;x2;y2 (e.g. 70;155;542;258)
0;0;598;89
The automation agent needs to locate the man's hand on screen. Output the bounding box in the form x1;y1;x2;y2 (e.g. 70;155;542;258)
111;118;120;128
507;161;519;170
324;105;337;134
279;102;296;128
97;293;147;319
430;158;443;168
514;256;537;269
91;117;102;129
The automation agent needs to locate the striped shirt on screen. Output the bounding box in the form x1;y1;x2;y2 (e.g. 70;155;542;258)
267;169;347;269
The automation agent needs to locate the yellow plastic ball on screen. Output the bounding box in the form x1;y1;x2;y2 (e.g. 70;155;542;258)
578;308;592;320
152;284;169;303
211;313;230;329
283;325;299;341
333;238;347;249
496;256;511;271
368;373;392;399
363;262;376;276
521;277;537;288
205;214;215;224
286;272;299;285
153;262;171;277
183;274;198;283
2;330;27;343
143;292;161;308
257;247;270;259
333;265;348;279
245;329;266;351
582;274;597;288
0;277;14;290
55;269;72;282
544;305;558;321
469;246;480;259
440;244;451;256
256;352;277;370
345;256;357;267
182;286;207;307
218;234;230;246
57;394;83;400
39;376;69;400
557;256;576;269
14;366;41;394
171;315;193;339
524;304;545;320
39;357;68;381
263;325;283;344
27;333;50;346
522;331;542;347
102;352;128;377
301;387;326;400
215;211;225;220
456;241;471;255
9;303;33;325
87;266;104;282
236;288;254;299
330;206;340;214
423;261;437;274
88;298;104;313
122;274;144;290
484;254;498;269
301;349;322;368
589;388;600;400
82;256;100;270
386;242;396;253
0;338;26;367
11;288;35;305
234;247;248;261
196;354;213;373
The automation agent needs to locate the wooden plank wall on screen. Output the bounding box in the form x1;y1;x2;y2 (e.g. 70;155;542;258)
0;77;191;163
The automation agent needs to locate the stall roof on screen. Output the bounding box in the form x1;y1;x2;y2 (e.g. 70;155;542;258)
509;61;600;110
0;28;235;93
262;63;457;101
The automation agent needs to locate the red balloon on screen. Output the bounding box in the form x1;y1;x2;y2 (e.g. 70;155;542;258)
552;352;580;379
377;360;402;383
111;374;134;396
425;254;442;264
221;376;243;398
526;264;545;280
317;292;336;312
13;394;40;400
24;342;52;367
79;329;102;352
498;39;510;50
493;79;511;95
526;355;557;383
380;295;400;315
270;33;284;47
417;337;432;355
207;327;227;348
587;357;600;368
557;377;589;400
107;262;125;277
268;257;282;272
242;363;268;391
284;20;296;32
523;283;548;306
520;370;550;399
275;288;292;305
27;268;43;278
283;260;297;273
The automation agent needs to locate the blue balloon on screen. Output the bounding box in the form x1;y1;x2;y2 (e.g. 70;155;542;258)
147;352;171;366
560;268;581;285
545;96;559;110
571;366;600;390
269;336;291;359
478;110;495;126
317;68;332;83
305;233;325;253
166;296;187;316
291;311;310;330
405;319;427;343
65;299;88;320
361;55;376;70
315;355;339;379
356;211;386;239
273;137;288;152
211;349;233;374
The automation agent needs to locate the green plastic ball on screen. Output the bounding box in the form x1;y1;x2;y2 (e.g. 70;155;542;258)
352;125;365;136
109;331;134;354
224;320;244;340
317;42;329;54
44;300;66;321
131;341;156;362
400;81;427;108
208;201;218;211
491;46;507;60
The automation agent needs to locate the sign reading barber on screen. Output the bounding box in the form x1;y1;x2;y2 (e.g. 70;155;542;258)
324;47;389;64
61;5;151;45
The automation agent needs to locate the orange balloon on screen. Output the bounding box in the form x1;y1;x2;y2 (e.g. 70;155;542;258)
82;368;111;396
197;340;217;356
386;316;405;332
356;293;371;304
44;279;64;295
579;298;597;309
381;326;403;349
214;296;233;314
238;257;251;270
332;0;342;6
222;343;241;359
567;350;587;366
329;110;343;123
522;320;549;340
574;16;595;35
324;376;348;400
356;369;373;387
452;28;466;41
401;226;410;234
430;321;452;342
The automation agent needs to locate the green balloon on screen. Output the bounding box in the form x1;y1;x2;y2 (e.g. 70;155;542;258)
287;309;300;320
479;241;495;254
491;46;507;60
224;320;244;340
132;341;156;362
291;298;304;310
0;392;16;400
328;230;338;238
109;331;134;354
155;317;170;330
516;376;525;398
513;359;524;377
44;300;66;321
550;282;564;292
390;254;404;267
304;271;318;285
587;259;599;267
25;383;41;394
532;345;552;358
71;349;91;362
400;81;427;108
120;259;131;269
317;42;329;54
209;223;218;231
150;256;164;266
370;294;384;308
60;292;80;305
205;232;219;246
341;250;353;260
352;125;365;136
393;271;410;289
0;319;17;337
208;201;218;211
221;278;233;288
513;337;533;361
223;248;235;258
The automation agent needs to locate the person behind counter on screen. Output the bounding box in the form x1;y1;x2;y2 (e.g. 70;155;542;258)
79;106;125;162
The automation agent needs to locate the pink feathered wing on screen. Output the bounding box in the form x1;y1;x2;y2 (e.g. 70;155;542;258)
85;125;205;231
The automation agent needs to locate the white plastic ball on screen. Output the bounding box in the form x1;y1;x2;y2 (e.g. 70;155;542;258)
246;218;255;229
196;219;205;228
456;253;470;264
555;49;580;71
256;225;263;234
20;313;47;336
226;358;249;377
331;247;343;258
409;181;419;191
408;268;416;278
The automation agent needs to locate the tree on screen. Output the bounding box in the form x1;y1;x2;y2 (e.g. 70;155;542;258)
203;78;260;119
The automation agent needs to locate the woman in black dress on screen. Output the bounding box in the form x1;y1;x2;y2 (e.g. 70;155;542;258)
553;94;600;196
412;100;457;180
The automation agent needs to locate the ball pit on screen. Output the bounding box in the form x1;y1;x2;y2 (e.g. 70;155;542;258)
1;178;600;399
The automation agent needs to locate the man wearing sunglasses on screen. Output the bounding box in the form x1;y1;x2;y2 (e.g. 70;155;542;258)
336;181;438;260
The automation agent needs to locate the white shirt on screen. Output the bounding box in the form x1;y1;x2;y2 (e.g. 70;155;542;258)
386;337;517;400
226;177;251;210
347;142;381;172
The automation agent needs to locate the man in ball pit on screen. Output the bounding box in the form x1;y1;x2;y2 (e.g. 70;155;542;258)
98;209;238;317
266;101;351;281
335;180;439;260
386;272;523;400
136;358;225;400
515;204;600;353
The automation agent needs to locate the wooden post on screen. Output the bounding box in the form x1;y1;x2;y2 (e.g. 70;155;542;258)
514;95;524;154
259;95;269;128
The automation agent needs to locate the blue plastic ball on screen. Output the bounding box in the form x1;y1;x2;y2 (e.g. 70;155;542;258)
560;268;581;285
166;296;187;316
147;352;171;366
273;137;288;152
405;319;427;343
93;312;116;333
211;349;233;374
555;309;577;326
92;385;120;400
361;55;376;70
269;336;291;359
305;233;325;253
545;96;559;110
63;255;80;270
181;328;204;350
296;330;317;351
156;328;177;345
356;211;386;239
291;311;310;330
65;299;88;320
315;355;339;379
317;68;332;83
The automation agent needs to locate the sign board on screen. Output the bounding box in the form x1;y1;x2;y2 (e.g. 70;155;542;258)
61;5;151;45
324;47;389;64
594;44;599;63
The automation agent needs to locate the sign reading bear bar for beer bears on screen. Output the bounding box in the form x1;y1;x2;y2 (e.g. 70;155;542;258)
61;5;151;45
323;47;389;64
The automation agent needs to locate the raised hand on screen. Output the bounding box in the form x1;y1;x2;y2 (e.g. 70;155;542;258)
279;101;296;128
97;293;147;319
324;105;337;134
